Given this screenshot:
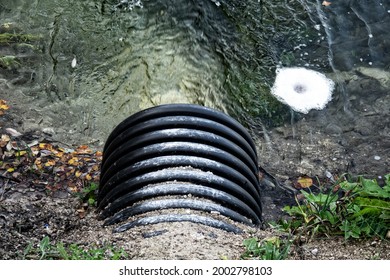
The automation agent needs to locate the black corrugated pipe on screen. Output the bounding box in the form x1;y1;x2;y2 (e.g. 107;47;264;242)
98;104;263;233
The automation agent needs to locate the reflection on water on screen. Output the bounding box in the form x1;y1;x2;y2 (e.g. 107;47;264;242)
0;0;389;177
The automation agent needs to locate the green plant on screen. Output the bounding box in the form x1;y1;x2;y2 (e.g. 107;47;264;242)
78;182;99;206
0;32;42;45
22;236;128;260
241;236;291;260
280;174;390;240
0;55;21;69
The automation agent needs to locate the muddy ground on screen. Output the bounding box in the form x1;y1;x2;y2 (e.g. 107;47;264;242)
1;174;389;260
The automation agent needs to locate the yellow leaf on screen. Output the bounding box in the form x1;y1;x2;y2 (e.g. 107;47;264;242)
39;143;53;150
0;100;10;111
7;167;14;172
53;151;64;158
15;150;27;156
75;170;82;178
45;160;56;167
68;157;79;166
297;176;313;188
85;174;92;181
91;164;99;171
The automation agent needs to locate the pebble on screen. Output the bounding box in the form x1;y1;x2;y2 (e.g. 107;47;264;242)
311;248;318;255
374;156;381;161
42;127;55;136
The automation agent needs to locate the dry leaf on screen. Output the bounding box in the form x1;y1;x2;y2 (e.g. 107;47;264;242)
332;184;341;192
39;143;54;150
297;176;313;188
76;145;93;154
322;1;331;6
95;151;103;157
53;151;64;158
0;99;10;111
44;160;56;167
68;157;79;166
1;134;10;142
15;150;27;156
5;128;22;137
27;140;39;147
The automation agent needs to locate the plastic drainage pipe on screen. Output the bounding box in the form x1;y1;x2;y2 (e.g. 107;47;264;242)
100;128;258;179
113;214;243;234
99;155;260;207
98;168;262;219
102;115;257;168
99;183;262;225
103;104;257;156
98;141;259;198
103;198;253;226
98;104;263;233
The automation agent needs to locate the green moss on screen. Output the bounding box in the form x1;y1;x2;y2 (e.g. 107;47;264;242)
0;33;42;45
0;55;20;69
225;67;289;128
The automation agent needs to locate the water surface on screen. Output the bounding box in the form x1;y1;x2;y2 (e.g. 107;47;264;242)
0;0;389;177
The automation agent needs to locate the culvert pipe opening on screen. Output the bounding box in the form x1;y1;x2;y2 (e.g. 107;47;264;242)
98;104;263;233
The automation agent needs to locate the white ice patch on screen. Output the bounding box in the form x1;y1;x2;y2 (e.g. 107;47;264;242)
270;67;335;114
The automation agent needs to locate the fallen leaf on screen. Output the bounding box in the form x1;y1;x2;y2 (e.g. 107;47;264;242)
68;185;78;192
322;1;331;6
1;134;10;142
297;176;313;188
0;141;7;148
53;166;65;173
39;150;53;157
39;143;54;150
53;151;64;158
15;150;27;156
332;184;341;192
5;128;22;137
91;164;99;171
34;158;42;168
75;170;82;178
5;141;13;151
68;157;79;166
27;140;39;147
77;208;86;219
0;99;10;111
75;145;93;154
44;160;56;167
